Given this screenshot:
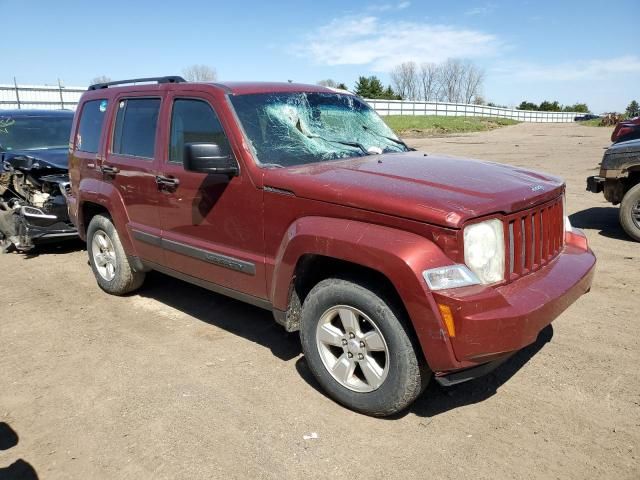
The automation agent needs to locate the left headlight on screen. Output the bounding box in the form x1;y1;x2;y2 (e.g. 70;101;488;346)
464;218;505;284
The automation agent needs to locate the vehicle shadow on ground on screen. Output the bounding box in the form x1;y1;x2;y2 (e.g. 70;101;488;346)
570;207;633;242
295;325;554;419
19;239;84;259
407;325;554;419
138;271;301;361
0;422;39;480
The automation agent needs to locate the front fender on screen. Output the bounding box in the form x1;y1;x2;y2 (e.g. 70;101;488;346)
270;216;462;371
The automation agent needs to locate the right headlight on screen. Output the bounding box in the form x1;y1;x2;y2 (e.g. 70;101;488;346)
464;218;505;284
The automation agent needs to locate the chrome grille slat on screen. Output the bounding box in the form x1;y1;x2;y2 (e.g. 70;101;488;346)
505;197;564;281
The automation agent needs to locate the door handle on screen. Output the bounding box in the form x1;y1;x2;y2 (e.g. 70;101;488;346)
155;175;180;191
101;165;120;176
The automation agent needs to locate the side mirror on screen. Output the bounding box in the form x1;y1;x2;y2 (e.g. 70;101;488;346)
184;143;239;176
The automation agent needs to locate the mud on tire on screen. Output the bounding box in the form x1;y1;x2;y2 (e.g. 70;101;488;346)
299;277;429;417
619;183;640;242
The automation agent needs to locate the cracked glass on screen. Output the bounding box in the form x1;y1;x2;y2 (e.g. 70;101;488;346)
230;92;408;167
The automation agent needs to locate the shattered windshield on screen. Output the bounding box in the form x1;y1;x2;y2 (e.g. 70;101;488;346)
229;92;408;167
0;115;73;152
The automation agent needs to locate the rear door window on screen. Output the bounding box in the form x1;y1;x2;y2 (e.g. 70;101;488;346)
76;99;108;153
112;98;161;159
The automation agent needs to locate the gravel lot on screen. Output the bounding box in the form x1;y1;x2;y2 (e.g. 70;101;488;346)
1;122;638;479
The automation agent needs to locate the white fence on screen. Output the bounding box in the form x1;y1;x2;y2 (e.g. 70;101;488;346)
1;83;580;123
366;99;579;123
0;83;84;110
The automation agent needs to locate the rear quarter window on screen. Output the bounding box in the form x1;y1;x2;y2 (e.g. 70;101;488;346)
76;99;108;153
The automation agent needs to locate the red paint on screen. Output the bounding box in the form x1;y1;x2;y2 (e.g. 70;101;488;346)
68;81;596;375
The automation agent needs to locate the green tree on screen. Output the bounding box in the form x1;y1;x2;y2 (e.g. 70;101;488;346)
563;103;589;113
382;86;401;100
336;83;348;91
354;76;400;99
354;76;372;97
538;100;562;112
518;101;538;111
626;100;640;118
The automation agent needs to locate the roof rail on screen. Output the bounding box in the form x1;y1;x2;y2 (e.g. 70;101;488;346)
88;76;186;90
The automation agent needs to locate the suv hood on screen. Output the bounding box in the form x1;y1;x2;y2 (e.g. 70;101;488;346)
263;152;564;228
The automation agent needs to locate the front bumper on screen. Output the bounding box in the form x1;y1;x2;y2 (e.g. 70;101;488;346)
586;175;604;193
432;229;595;371
16;206;77;248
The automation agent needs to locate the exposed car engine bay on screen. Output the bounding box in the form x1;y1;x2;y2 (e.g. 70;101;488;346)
0;153;75;252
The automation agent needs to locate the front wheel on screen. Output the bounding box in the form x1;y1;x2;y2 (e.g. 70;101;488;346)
619;183;640;242
300;278;429;417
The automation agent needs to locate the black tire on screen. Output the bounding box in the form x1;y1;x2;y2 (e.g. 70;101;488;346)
86;214;145;295
299;277;429;417
619;183;640;242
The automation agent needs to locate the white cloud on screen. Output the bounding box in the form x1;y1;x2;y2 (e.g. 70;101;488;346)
465;3;496;16
292;15;502;71
494;56;640;82
368;1;411;12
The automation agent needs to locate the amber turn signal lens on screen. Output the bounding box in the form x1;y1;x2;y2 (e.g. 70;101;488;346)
437;304;456;338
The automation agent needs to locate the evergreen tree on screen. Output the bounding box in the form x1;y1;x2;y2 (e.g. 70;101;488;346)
626;100;639;118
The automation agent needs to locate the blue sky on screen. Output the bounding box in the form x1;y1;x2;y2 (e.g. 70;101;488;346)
2;0;638;112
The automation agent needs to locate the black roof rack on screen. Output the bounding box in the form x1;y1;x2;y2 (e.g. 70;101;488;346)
88;76;186;91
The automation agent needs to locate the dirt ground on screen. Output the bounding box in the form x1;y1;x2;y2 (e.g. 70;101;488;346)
1;123;638;479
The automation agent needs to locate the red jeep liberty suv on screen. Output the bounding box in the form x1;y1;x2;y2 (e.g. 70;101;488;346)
67;77;596;416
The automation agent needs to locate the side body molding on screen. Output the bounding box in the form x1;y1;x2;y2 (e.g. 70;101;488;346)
269;216;460;371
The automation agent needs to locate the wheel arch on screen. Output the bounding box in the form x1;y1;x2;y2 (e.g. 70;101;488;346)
269;216;459;370
77;184;134;253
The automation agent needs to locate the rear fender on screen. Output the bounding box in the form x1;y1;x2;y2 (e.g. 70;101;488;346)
77;179;135;254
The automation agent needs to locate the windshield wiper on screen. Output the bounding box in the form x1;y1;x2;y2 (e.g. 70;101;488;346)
361;125;414;151
306;134;370;155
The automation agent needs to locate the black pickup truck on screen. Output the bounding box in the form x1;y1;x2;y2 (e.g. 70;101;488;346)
587;138;640;241
0;109;77;252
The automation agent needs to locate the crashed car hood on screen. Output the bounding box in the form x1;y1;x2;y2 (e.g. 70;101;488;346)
263;151;564;228
1;147;69;172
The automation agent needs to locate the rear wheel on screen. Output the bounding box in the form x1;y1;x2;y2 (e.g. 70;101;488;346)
300;277;429;417
619;183;640;242
87;214;145;295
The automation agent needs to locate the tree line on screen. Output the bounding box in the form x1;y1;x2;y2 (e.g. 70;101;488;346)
319;58;485;103
517;100;590;113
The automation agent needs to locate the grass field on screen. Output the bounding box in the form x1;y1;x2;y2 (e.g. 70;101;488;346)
578;118;605;127
382;115;518;136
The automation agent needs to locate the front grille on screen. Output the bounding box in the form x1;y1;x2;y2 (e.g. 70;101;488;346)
506;196;564;281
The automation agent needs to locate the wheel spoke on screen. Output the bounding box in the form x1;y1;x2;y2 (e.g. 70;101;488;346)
96;234;108;250
359;356;384;388
362;331;385;351
94;253;106;267
332;354;356;384
106;262;115;279
338;308;360;334
317;323;344;347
